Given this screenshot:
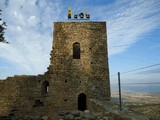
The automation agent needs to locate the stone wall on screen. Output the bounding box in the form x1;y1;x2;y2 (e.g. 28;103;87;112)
0;75;52;116
0;22;110;117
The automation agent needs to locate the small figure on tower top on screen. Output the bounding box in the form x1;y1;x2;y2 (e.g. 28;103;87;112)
68;8;72;19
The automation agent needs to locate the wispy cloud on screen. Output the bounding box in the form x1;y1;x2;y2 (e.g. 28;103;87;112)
0;0;62;75
0;0;160;78
102;0;160;55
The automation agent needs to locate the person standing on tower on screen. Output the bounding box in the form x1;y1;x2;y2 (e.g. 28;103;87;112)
68;8;72;19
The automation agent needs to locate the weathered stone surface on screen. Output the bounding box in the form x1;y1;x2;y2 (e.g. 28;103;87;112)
41;116;49;120
0;22;110;117
71;111;81;117
84;110;90;118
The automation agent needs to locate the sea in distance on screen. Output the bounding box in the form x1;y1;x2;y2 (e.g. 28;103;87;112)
111;83;160;96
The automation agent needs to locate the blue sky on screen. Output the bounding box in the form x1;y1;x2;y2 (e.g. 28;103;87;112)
0;0;160;84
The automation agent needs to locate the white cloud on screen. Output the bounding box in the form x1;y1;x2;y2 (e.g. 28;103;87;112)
0;0;62;77
17;26;21;31
106;0;160;55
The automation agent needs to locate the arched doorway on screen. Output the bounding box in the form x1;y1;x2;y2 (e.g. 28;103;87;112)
73;42;80;59
78;93;86;111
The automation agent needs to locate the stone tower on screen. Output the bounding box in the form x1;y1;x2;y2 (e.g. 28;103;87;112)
46;22;110;112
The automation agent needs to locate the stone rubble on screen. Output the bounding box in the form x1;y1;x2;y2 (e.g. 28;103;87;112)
0;108;150;120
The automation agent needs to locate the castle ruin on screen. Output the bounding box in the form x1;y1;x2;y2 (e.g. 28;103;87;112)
0;22;111;117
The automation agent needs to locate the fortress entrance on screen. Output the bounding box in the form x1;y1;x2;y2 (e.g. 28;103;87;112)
78;93;86;111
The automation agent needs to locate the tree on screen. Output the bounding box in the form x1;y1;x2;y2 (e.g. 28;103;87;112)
0;9;9;44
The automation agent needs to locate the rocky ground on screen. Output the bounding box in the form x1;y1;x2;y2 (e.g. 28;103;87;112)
1;92;159;120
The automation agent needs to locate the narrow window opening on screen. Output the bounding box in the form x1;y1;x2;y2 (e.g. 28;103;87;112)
42;81;49;94
65;80;67;83
73;42;80;59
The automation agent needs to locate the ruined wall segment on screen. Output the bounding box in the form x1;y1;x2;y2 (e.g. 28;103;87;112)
0;75;52;117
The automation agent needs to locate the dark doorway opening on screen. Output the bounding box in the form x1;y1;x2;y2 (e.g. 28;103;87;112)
78;93;86;111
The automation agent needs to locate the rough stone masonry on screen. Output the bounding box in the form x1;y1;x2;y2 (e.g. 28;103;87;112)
0;22;111;117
